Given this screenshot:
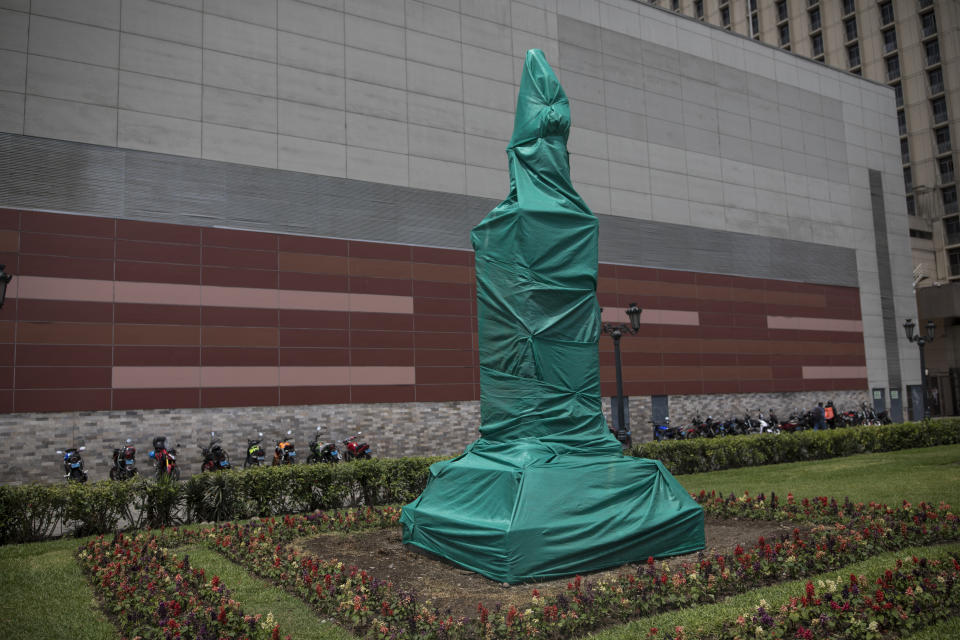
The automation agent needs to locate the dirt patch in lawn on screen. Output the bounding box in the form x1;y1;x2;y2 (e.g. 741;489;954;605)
297;516;801;620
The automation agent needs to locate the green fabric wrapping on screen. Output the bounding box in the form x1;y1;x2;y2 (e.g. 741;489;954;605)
400;50;704;583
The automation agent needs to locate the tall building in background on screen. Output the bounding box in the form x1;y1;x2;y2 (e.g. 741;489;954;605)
677;0;959;412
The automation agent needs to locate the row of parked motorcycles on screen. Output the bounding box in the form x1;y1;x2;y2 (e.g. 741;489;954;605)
650;403;893;440
57;428;373;483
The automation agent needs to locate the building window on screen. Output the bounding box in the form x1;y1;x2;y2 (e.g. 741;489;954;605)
672;0;679;10
882;28;897;53
940;157;955;184
750;0;757;10
936;127;952;155
893;83;903;108
932;97;948;124
879;1;894;26
844;17;858;42
809;6;821;31
898;110;907;135
886;55;900;81
721;5;731;26
811;33;823;57
921;11;937;37
776;0;788;22
946;217;960;245
751;13;760;37
779;22;790;46
901;137;910;163
842;0;855;14
907;194;917;215
919;0;933;7
944;186;959;214
847;43;860;68
694;0;704;18
904;166;913;193
949;249;960;277
929;68;944;95
925;39;940;66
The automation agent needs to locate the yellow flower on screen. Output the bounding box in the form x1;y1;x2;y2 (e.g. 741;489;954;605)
868;621;879;632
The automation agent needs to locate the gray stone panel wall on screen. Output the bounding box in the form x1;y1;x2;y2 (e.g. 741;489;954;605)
6;388;870;485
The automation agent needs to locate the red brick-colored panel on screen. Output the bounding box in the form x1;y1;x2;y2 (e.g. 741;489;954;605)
773;379;804;392
598;263;616;277
734;313;766;327
699;380;739;394
349;257;412;279
19;321;113;345
700;312;734;327
413;332;475;349
202;326;278;347
728;288;766;304
411;246;471;266
699;353;739;366
113;388;200;410
279;348;350;366
413;298;472;316
697;285;734;302
614;264;659;281
348;330;414;348
203;227;276;251
659;325;701;339
278;271;348;292
17;345;111;366
20;254;114;280
828;354;867;366
736;353;771;366
414;349;474;366
18;299;113;323
20;232;115;259
0;208;20;229
350;384;414;403
278;252;347;274
114;346;200;366
21;211;115;237
659;269;696;284
117;239;202;264
656;296;700;312
349;277;412;296
740;379;776;393
410;262;472;284
696;273;740;287
597;292;619;307
412;281;472;298
351;312;413;331
416;366;475;384
0;366;12;387
278;309;348;329
117;261;201;284
115;324;200;345
697;299;735;314
0;390;13;412
278;235;348;256
279;328;349;348
416;383;474;402
202;306;278;327
0;230;19;252
203;246;277;270
618;380;664;396
115;303;201;325
414;314;474;333
202;386;278;408
203;266;277;289
118;219;202;244
349;240;411;261
352;348;414;366
16;388;111;412
280;385;350;405
202;347;278;366
16;366;111;389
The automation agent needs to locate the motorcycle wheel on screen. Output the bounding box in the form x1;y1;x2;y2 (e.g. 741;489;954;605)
360;452;372;459
172;466;181;481
109;467;119;481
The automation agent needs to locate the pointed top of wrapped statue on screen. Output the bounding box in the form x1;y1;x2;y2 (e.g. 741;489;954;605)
509;49;571;149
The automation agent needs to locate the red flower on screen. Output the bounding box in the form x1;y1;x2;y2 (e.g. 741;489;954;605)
805;581;815;600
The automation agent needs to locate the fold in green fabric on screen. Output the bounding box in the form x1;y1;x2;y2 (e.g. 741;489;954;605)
401;50;704;583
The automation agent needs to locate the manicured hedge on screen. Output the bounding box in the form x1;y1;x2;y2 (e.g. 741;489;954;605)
2;419;959;544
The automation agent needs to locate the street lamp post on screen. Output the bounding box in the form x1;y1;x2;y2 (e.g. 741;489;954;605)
601;303;642;447
903;318;936;419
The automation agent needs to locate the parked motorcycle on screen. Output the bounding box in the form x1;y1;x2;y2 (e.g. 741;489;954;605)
56;446;88;483
109;438;138;480
651;417;681;441
199;431;231;472
149;436;180;481
244;432;266;468
272;430;297;465
342;431;373;460
307;426;341;463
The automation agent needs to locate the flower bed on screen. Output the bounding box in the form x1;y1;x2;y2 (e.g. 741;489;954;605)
195;494;959;639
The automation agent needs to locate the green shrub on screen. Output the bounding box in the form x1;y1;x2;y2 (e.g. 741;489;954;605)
0;484;65;544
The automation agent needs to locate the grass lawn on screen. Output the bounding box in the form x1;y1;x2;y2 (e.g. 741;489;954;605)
676;443;960;506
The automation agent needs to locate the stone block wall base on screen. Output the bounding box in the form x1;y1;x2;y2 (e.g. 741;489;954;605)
5;389;869;485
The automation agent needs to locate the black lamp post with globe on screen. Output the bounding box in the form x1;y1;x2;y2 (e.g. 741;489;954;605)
601;303;642;447
903;318;936;419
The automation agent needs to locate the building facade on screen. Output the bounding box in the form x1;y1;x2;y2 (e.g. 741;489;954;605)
0;0;915;483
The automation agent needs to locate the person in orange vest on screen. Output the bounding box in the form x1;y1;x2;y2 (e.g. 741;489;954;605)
824;401;835;429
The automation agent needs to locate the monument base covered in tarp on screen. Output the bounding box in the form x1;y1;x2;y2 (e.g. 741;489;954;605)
401;447;704;583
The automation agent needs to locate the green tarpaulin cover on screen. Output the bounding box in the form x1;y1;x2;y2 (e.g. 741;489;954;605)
400;50;704;584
